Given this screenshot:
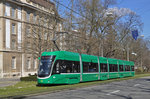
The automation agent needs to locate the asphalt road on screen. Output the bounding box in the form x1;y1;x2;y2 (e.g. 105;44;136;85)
27;76;150;99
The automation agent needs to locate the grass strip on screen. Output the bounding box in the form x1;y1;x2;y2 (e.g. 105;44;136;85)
0;73;150;98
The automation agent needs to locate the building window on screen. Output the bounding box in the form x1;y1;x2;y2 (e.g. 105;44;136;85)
27;57;31;69
5;3;10;16
12;23;16;34
26;26;30;36
11;7;16;18
11;39;16;50
12;57;16;69
33;58;37;69
44;19;47;27
26;12;30;22
44;33;47;40
59;24;62;31
33;14;37;23
26;42;30;48
17;7;21;19
38;17;42;23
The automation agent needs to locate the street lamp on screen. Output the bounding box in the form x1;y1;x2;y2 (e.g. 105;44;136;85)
140;35;144;37
139;35;144;72
127;35;144;61
100;12;113;57
131;52;137;56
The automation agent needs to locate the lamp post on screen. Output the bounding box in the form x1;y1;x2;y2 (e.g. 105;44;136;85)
131;52;137;56
127;44;129;61
100;12;113;57
127;35;144;61
139;35;144;72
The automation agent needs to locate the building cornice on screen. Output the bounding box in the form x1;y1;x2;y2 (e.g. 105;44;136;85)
4;0;62;21
0;49;23;53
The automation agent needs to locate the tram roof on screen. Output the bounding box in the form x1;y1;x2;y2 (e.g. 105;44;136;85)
42;51;80;61
41;51;134;65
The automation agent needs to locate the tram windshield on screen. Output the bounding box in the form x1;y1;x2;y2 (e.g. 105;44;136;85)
38;55;56;77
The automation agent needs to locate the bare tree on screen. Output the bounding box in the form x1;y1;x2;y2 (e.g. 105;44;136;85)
58;0;149;71
70;0;117;55
23;5;63;59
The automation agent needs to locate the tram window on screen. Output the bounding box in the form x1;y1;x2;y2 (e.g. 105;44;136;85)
83;62;89;73
131;66;134;71
128;66;130;71
125;65;130;71
65;61;73;73
128;66;131;71
119;65;124;72
72;61;80;73
59;60;67;73
109;64;118;72
83;62;98;73
100;63;108;72
52;60;80;74
125;65;128;71
53;60;65;74
90;63;98;72
109;64;113;72
52;60;60;74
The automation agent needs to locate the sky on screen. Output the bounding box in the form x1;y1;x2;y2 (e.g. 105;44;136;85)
117;0;150;39
53;0;150;39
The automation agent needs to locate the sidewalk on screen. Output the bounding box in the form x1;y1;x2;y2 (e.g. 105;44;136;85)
0;78;20;87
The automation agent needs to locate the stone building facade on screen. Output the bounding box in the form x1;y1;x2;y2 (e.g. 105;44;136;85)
0;0;63;78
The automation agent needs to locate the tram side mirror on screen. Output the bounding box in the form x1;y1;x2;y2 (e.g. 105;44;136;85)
38;57;41;60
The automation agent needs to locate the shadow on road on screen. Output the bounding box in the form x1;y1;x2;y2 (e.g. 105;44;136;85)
145;79;150;82
36;84;67;87
6;96;26;99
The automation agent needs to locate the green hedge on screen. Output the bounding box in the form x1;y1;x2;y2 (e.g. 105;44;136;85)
20;75;37;81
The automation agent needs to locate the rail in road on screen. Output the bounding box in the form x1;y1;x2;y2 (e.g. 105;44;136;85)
27;76;150;99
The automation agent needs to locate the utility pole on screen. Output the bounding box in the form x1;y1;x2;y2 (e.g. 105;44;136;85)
141;56;143;72
127;43;129;61
101;39;104;57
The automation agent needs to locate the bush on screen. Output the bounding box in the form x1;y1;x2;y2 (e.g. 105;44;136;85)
20;75;37;81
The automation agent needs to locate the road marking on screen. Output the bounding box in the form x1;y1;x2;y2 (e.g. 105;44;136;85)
106;90;120;95
134;84;140;87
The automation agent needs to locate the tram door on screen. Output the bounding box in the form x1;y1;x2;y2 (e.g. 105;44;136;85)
99;57;109;80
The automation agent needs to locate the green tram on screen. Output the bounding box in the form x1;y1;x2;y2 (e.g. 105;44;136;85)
37;51;134;85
